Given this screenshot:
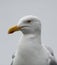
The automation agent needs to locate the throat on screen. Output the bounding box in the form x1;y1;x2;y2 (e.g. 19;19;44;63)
21;33;42;52
23;33;41;45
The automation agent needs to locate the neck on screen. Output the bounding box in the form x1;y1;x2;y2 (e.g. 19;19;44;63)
23;33;41;45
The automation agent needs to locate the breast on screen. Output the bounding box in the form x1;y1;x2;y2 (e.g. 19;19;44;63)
13;47;49;65
13;36;49;65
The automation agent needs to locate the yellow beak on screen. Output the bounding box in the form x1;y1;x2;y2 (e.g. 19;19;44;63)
8;25;23;34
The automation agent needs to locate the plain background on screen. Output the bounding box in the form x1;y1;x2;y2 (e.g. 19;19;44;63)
0;0;57;65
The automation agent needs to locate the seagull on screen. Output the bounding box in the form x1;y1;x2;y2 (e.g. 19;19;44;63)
8;15;57;65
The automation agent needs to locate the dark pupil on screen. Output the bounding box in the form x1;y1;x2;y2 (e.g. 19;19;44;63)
27;20;31;23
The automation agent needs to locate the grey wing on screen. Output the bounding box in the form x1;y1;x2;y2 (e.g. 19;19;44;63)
46;46;57;65
11;60;13;65
12;54;15;59
46;46;54;56
49;59;57;65
10;54;15;65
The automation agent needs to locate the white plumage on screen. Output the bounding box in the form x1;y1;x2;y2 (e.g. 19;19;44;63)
8;15;57;65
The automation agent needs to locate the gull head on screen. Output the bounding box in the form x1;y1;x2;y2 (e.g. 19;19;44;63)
8;15;41;35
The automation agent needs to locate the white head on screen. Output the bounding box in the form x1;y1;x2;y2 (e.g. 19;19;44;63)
8;15;41;35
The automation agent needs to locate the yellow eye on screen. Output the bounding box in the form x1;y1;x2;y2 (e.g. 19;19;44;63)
27;20;31;23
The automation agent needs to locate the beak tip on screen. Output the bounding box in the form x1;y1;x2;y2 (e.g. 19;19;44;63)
8;26;16;34
8;30;14;34
8;30;10;34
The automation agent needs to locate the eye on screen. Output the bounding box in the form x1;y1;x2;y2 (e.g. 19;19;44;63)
27;20;31;23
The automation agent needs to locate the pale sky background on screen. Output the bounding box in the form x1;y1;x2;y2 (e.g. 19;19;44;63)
0;0;57;65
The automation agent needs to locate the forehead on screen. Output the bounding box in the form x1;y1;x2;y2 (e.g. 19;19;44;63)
20;15;39;21
17;15;41;25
